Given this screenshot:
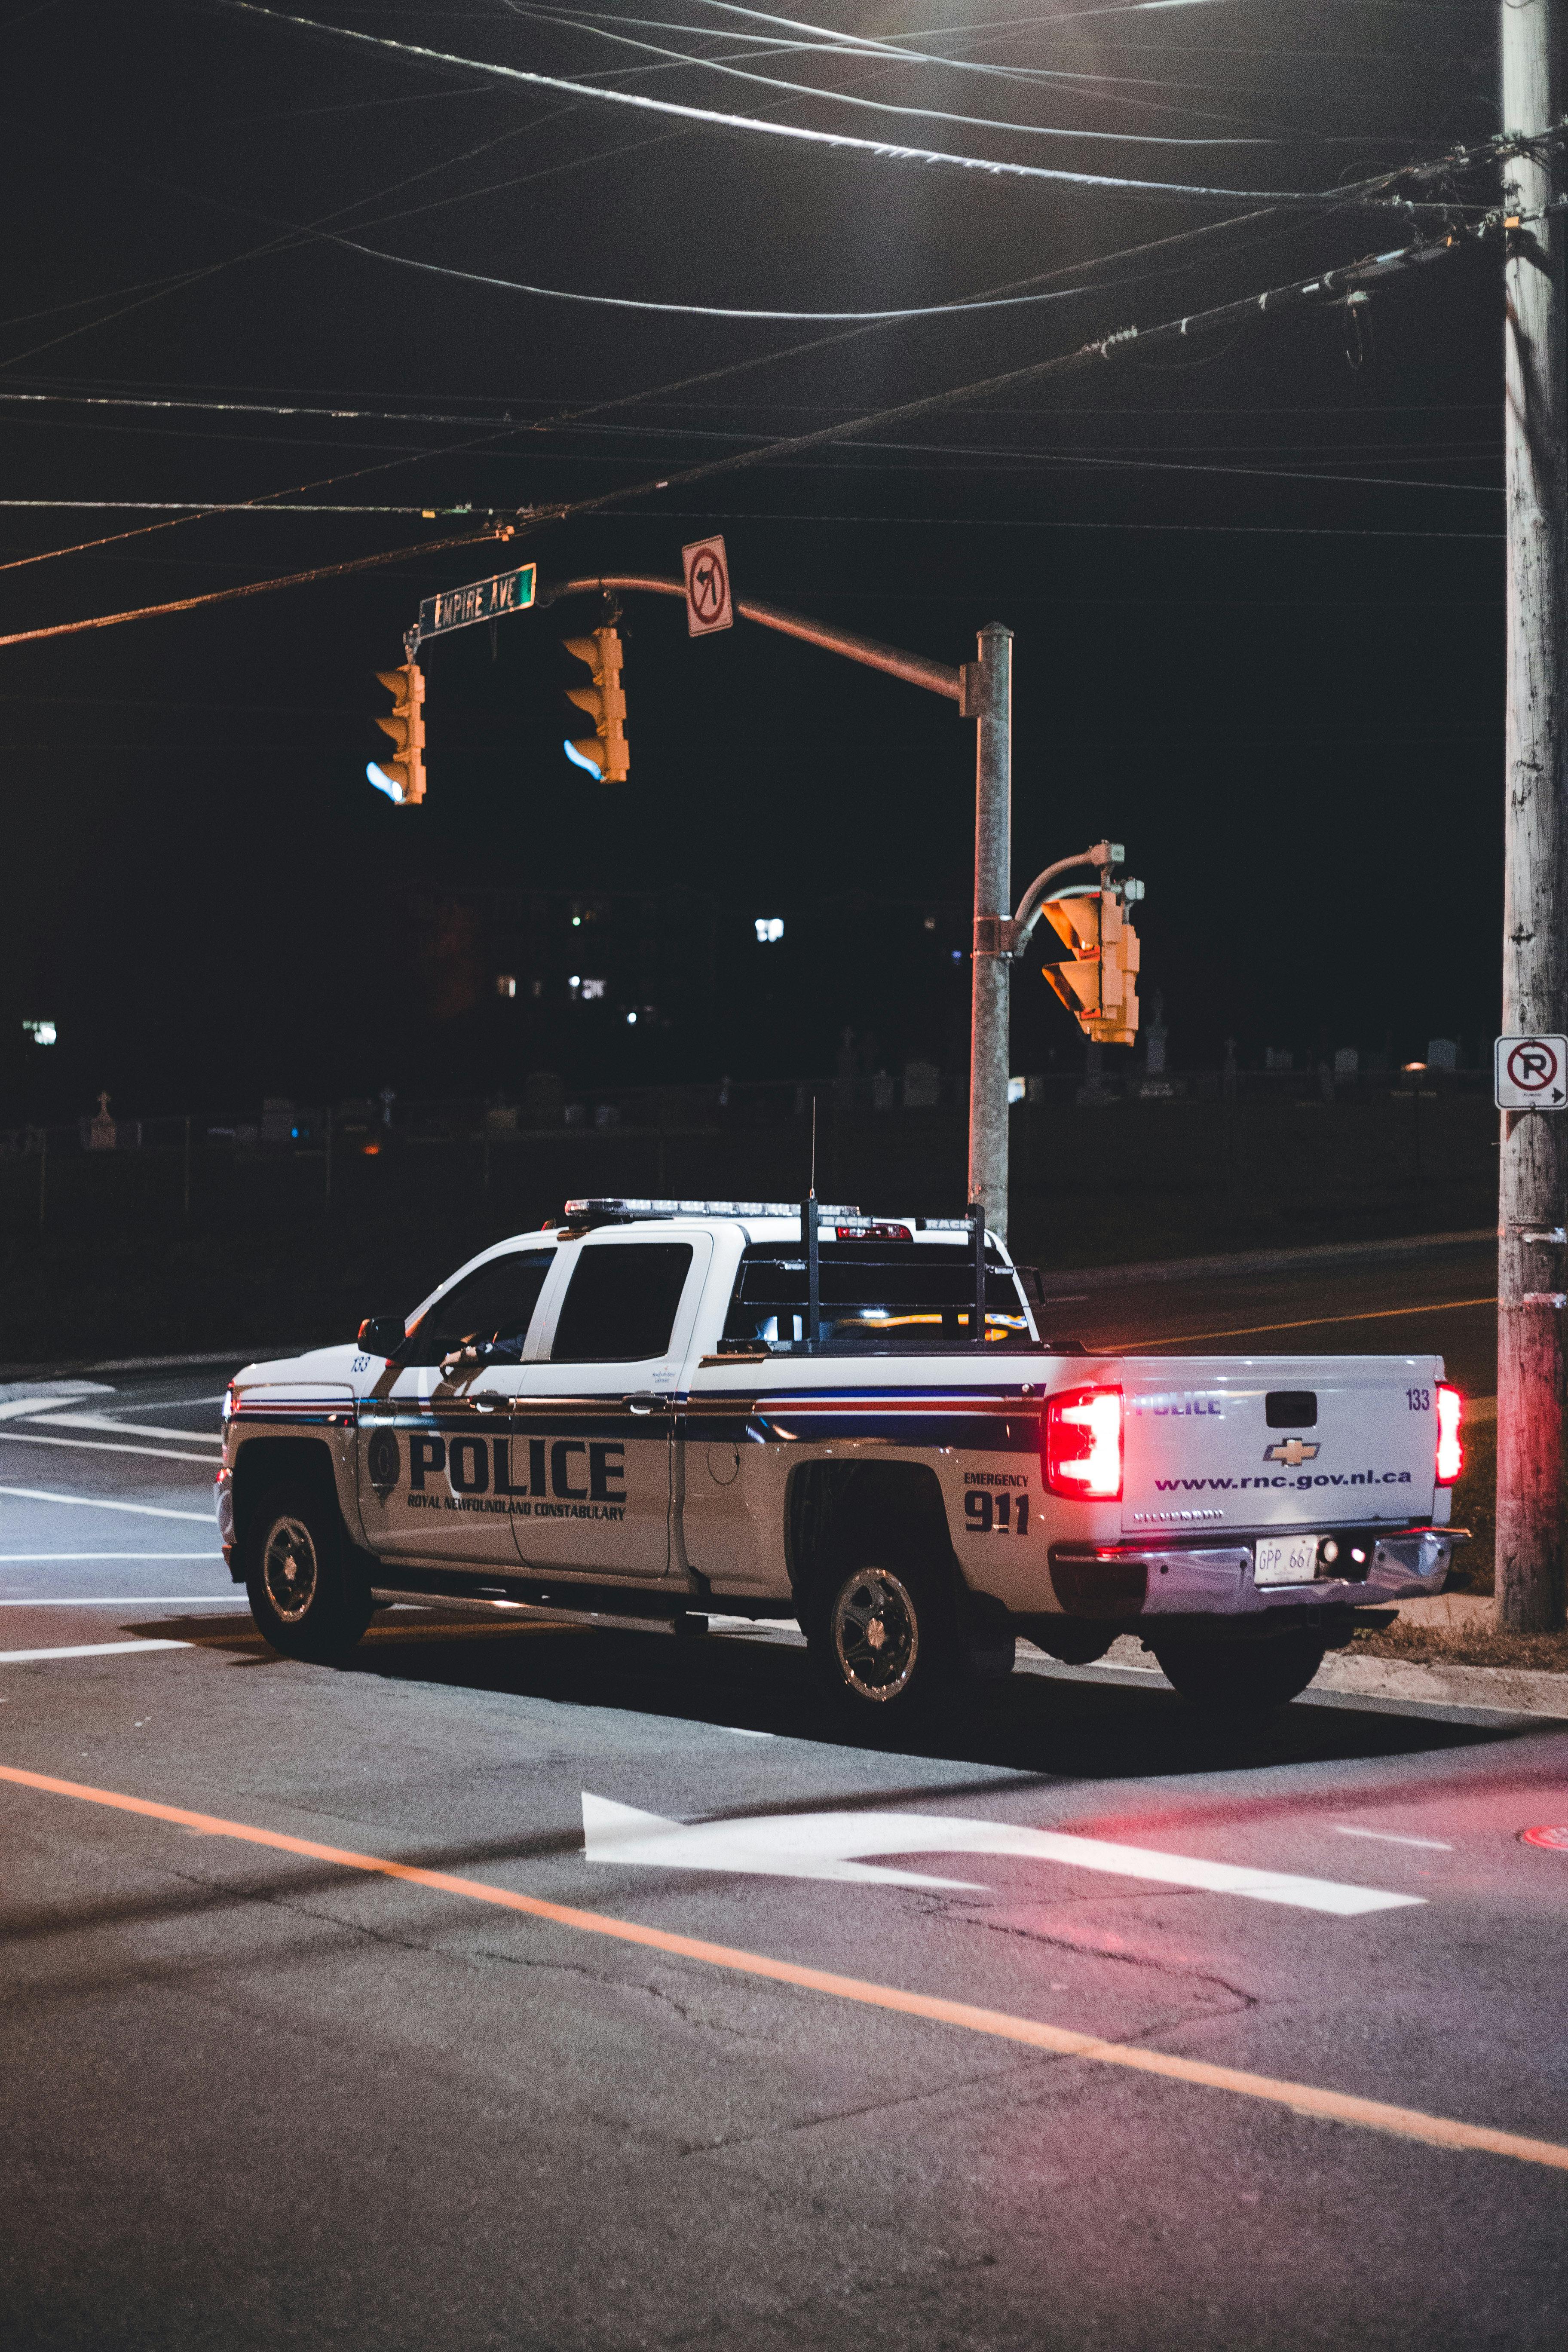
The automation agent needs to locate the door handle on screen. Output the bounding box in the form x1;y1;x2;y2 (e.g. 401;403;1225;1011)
625;1393;667;1415
472;1398;499;1414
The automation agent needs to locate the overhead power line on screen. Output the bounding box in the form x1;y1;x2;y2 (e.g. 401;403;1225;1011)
536;218;1521;531
325;232;1115;321
0;192;1533;653
215;0;1439;207
0;523;516;650
497;2;1277;143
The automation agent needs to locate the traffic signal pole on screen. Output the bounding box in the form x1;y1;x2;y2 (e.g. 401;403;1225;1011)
963;625;1013;1241
545;575;1015;1238
1498;0;1568;1631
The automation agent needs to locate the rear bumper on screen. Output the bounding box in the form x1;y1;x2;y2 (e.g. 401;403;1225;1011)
1047;1523;1459;1623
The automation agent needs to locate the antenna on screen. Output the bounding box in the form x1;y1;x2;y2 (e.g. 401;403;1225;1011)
803;1095;821;1352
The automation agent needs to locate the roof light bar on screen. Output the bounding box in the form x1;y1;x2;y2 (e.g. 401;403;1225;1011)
562;1197;863;1219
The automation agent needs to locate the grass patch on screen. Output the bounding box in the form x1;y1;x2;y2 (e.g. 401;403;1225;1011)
1352;1619;1568;1675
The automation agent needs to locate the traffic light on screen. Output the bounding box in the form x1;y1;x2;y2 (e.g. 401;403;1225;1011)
562;627;628;782
1039;880;1142;1045
368;663;426;805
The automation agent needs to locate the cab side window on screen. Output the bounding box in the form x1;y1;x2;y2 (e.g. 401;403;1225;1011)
550;1243;695;1363
402;1253;554;1367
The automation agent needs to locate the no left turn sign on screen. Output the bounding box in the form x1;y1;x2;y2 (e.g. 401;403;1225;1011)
1496;1033;1568;1109
682;535;733;636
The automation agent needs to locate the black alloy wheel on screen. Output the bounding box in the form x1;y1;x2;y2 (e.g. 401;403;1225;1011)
244;1482;374;1662
804;1557;965;1721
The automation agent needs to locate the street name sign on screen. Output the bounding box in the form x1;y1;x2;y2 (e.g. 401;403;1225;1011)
418;562;537;641
682;535;733;636
1496;1032;1568;1109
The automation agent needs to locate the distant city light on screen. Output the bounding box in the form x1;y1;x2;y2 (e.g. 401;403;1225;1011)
496;974;517;998
580;977;606;1001
366;761;403;802
22;1018;56;1046
754;917;784;943
571;914;582;927
627;1011;638;1025
1008;1076;1026;1105
950;949;963;963
564;739;603;778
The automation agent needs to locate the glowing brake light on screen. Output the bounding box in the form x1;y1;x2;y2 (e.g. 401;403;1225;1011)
1436;1383;1463;1485
834;1223;912;1242
1044;1384;1123;1500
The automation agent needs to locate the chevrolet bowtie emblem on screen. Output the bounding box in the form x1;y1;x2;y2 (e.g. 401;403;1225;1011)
1265;1439;1319;1467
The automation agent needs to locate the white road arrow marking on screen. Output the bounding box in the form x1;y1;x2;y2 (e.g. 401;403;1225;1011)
581;1795;1424;1916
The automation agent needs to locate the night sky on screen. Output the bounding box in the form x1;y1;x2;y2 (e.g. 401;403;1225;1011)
1;0;1510;1118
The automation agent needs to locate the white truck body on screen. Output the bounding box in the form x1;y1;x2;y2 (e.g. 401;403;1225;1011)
216;1205;1461;1681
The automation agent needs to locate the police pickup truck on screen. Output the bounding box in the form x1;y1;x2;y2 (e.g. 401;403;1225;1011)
216;1197;1464;1722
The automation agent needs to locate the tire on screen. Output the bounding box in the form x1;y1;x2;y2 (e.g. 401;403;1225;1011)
244;1481;374;1663
802;1557;968;1723
1150;1629;1328;1716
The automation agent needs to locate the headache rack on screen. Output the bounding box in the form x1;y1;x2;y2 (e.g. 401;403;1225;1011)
722;1197;1023;1355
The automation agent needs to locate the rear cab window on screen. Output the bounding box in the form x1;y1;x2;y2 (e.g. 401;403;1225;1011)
720;1239;1033;1354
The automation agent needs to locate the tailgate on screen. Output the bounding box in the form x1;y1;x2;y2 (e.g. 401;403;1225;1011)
1119;1356;1441;1535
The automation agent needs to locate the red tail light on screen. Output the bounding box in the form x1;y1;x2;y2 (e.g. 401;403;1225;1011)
1044;1384;1123;1500
1436;1384;1463;1486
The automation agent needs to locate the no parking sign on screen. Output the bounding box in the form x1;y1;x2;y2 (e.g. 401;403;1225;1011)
1495;1034;1568;1109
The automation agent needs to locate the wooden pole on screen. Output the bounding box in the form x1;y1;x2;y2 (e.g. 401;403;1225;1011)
1498;0;1567;1631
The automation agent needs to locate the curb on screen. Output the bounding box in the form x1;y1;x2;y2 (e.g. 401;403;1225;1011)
1033;1228;1494;1298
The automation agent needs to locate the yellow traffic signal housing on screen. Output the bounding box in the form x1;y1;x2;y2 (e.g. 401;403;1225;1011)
562;627;628;782
370;663;426;805
1040;885;1140;1046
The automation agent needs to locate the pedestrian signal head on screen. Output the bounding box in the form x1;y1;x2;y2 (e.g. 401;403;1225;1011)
1039;881;1141;1046
562;627;628;783
369;662;426;805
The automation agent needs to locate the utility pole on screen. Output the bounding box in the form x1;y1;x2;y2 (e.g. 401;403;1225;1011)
963;624;1013;1243
1499;0;1567;1631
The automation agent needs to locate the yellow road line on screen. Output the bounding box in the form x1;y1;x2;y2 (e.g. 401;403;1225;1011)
4;1761;1565;2175
1125;1296;1497;1351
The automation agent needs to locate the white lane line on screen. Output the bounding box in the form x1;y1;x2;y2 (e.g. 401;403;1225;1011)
0;1488;211;1522
0;1430;217;1467
0;1596;237;1606
0;1551;224;1561
0;1392;110;1423
582;1797;1424;1914
28;1412;222;1444
0;1639;190;1664
1335;1825;1454;1852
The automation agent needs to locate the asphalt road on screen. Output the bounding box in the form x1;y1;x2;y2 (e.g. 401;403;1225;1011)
3;1266;1564;2352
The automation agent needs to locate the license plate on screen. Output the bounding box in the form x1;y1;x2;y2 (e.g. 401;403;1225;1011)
1254;1534;1319;1586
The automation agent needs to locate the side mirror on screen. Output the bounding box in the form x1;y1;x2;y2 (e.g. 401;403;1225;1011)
358;1314;406;1358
